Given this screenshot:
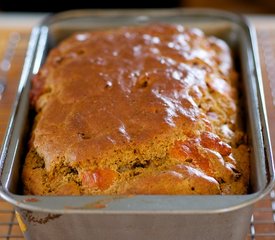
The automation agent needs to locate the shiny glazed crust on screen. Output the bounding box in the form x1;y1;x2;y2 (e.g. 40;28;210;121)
22;24;249;195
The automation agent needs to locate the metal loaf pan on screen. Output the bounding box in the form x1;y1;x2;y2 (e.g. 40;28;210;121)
0;9;274;240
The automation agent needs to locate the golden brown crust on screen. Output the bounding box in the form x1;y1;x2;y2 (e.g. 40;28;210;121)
118;164;221;195
23;24;249;195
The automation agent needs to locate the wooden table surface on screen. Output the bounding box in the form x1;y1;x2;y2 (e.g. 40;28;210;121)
0;13;275;240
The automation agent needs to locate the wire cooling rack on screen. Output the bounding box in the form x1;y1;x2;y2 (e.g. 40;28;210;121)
247;190;275;239
244;27;275;240
0;198;23;240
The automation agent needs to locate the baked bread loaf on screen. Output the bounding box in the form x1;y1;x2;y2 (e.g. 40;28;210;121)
22;24;250;195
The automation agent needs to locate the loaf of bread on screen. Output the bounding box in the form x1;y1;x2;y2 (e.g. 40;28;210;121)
22;24;250;195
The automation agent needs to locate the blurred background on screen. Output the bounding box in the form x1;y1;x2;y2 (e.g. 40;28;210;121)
0;0;274;13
